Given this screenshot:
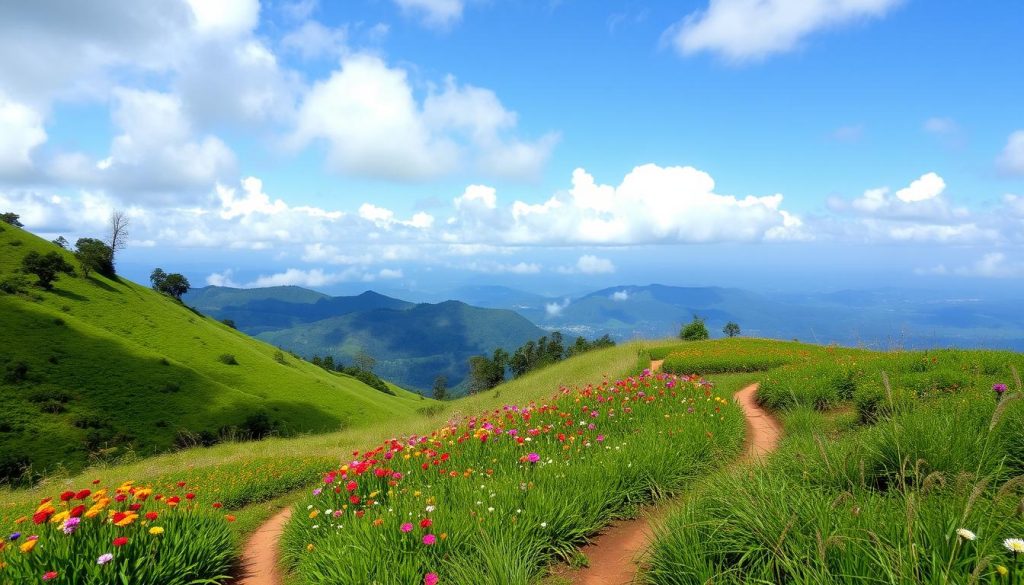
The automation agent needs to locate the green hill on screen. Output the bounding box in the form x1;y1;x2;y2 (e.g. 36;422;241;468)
0;224;427;484
256;300;546;393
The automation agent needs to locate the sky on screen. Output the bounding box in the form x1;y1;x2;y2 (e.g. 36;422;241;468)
1;0;1023;298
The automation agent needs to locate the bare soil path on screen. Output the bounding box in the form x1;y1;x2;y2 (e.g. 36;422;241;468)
236;360;782;585
557;360;781;585
235;507;291;585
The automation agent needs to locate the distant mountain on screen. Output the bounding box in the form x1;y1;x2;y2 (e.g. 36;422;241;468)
186;287;412;335
445;285;554;311
0;226;426;483
186;287;546;394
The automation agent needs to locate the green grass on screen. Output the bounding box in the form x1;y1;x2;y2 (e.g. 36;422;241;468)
280;369;746;584
0;224;429;483
645;338;1024;585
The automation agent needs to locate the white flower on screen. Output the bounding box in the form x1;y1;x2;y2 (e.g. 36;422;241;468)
540;522;547;528
1004;538;1024;553
957;528;977;541
425;505;435;513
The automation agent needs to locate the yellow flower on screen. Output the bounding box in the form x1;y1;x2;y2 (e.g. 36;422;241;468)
19;540;36;554
49;510;70;524
308;510;319;519
306;543;315;552
998;565;1009;577
149;526;164;535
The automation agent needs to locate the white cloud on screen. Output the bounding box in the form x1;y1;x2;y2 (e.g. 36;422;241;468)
997;131;1024;176
0;93;46;176
545;299;570;317
448;164;807;245
185;0;260;37
245;267;400;288
918;253;1024;279
394;0;464;28
289;54;554;181
218;177;289;219
281;20;347;60
667;0;902;62
206;269;241;287
465;261;542;274
377;268;404;279
894;172;945;203
51;89;237;200
558;255;616;275
611;290;630;301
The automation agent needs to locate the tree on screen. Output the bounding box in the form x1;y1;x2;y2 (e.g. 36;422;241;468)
1;212;22;227
21;251;75;289
150;268;167;291
680;316;710;341
432;375;448;401
106;210;129;267
161;273;191;300
723;321;741;338
354;350;376;373
52;236;69;249
75;238;115;278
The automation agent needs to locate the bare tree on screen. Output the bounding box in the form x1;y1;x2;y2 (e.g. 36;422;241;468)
107;210;129;266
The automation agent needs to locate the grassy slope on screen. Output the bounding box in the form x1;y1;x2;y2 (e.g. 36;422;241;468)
644;338;1024;584
0;340;647;539
0;224;426;481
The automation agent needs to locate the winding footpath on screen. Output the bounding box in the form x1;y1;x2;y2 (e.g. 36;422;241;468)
235;359;781;585
560;360;782;585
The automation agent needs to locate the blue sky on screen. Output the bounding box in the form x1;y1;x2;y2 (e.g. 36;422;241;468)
1;0;1022;297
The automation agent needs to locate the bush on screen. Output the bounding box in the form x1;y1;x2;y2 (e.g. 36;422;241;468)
221;318;237;329
341;366;395;396
679;316;710;341
0;274;30;294
239;411;278;439
159;382;182;393
218;353;238;365
274;350;287;365
3;361;29;383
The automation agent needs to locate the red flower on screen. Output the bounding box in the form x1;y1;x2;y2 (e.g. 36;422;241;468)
185;493;195;500
349;495;360;505
69;505;86;518
75;489;91;500
32;510;53;524
345;481;357;492
112;512;128;524
113;537;128;547
42;571;58;581
145;512;158;521
92;479;101;485
129;504;142;512
212;502;223;509
176;481;186;488
60;491;75;502
114;494;126;502
420;518;432;529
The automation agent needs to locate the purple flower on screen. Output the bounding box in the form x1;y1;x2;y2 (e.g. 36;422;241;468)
97;553;113;565
9;532;20;541
526;452;540;463
62;517;81;535
312;488;322;496
994;383;1008;393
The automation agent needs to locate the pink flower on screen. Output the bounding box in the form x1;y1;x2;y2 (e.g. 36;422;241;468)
526;453;540;463
400;523;413;533
423;533;437;545
425;573;439;585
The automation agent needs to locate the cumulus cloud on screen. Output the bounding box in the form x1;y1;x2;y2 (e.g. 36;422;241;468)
394;0;464;28
918;253;1024;279
464;261;542;274
185;0;260;37
666;0;902;62
827;172;965;223
244;266;402;288
558;255;616;275
51;88;236;201
448;164;807;245
545;298;570;317
289;54;555;181
894;172;945;203
0;92;47;176
206;269;241;287
611;290;630;301
281;20;347;60
997;131;1024;176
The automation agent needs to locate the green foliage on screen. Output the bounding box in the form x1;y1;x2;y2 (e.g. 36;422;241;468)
73;237;115;278
0;273;30;294
508;332;615;378
0;212;22;227
722;321;740;337
21;250;75;289
468;348;508;393
217;353;238;365
220;318;237;329
679;316;709;341
150;268;191;300
432;375;448;400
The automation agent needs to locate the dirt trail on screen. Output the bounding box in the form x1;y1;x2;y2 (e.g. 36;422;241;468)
236;360;782;585
560;361;780;585
235;507;291;585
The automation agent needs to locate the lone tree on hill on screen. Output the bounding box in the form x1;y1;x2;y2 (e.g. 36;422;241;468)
106;210;129;268
723;321;741;338
432;375;448;401
150;268;191;300
679;315;710;341
1;212;22;227
354;350;376;373
21;251;75;289
74;238;115;278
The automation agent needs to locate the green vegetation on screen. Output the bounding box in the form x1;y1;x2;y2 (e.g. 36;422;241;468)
646;338;1024;585
679;315;709;341
723;321;740;337
468;331;617;393
0;225;427;484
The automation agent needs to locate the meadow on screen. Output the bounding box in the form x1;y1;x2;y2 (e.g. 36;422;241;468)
645;339;1024;585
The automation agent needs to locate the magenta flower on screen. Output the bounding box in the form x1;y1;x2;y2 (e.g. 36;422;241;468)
423;533;437;545
400;523;414;533
527;453;540;463
425;573;439;585
994;383;1008;393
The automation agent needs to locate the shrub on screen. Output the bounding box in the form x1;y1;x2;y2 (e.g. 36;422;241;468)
21;250;75;289
221;318;237;329
0;274;30;294
239;411;278;439
273;350;287;365
217;353;238;365
3;361;29;383
679;316;709;341
39;400;66;414
159;382;181;393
